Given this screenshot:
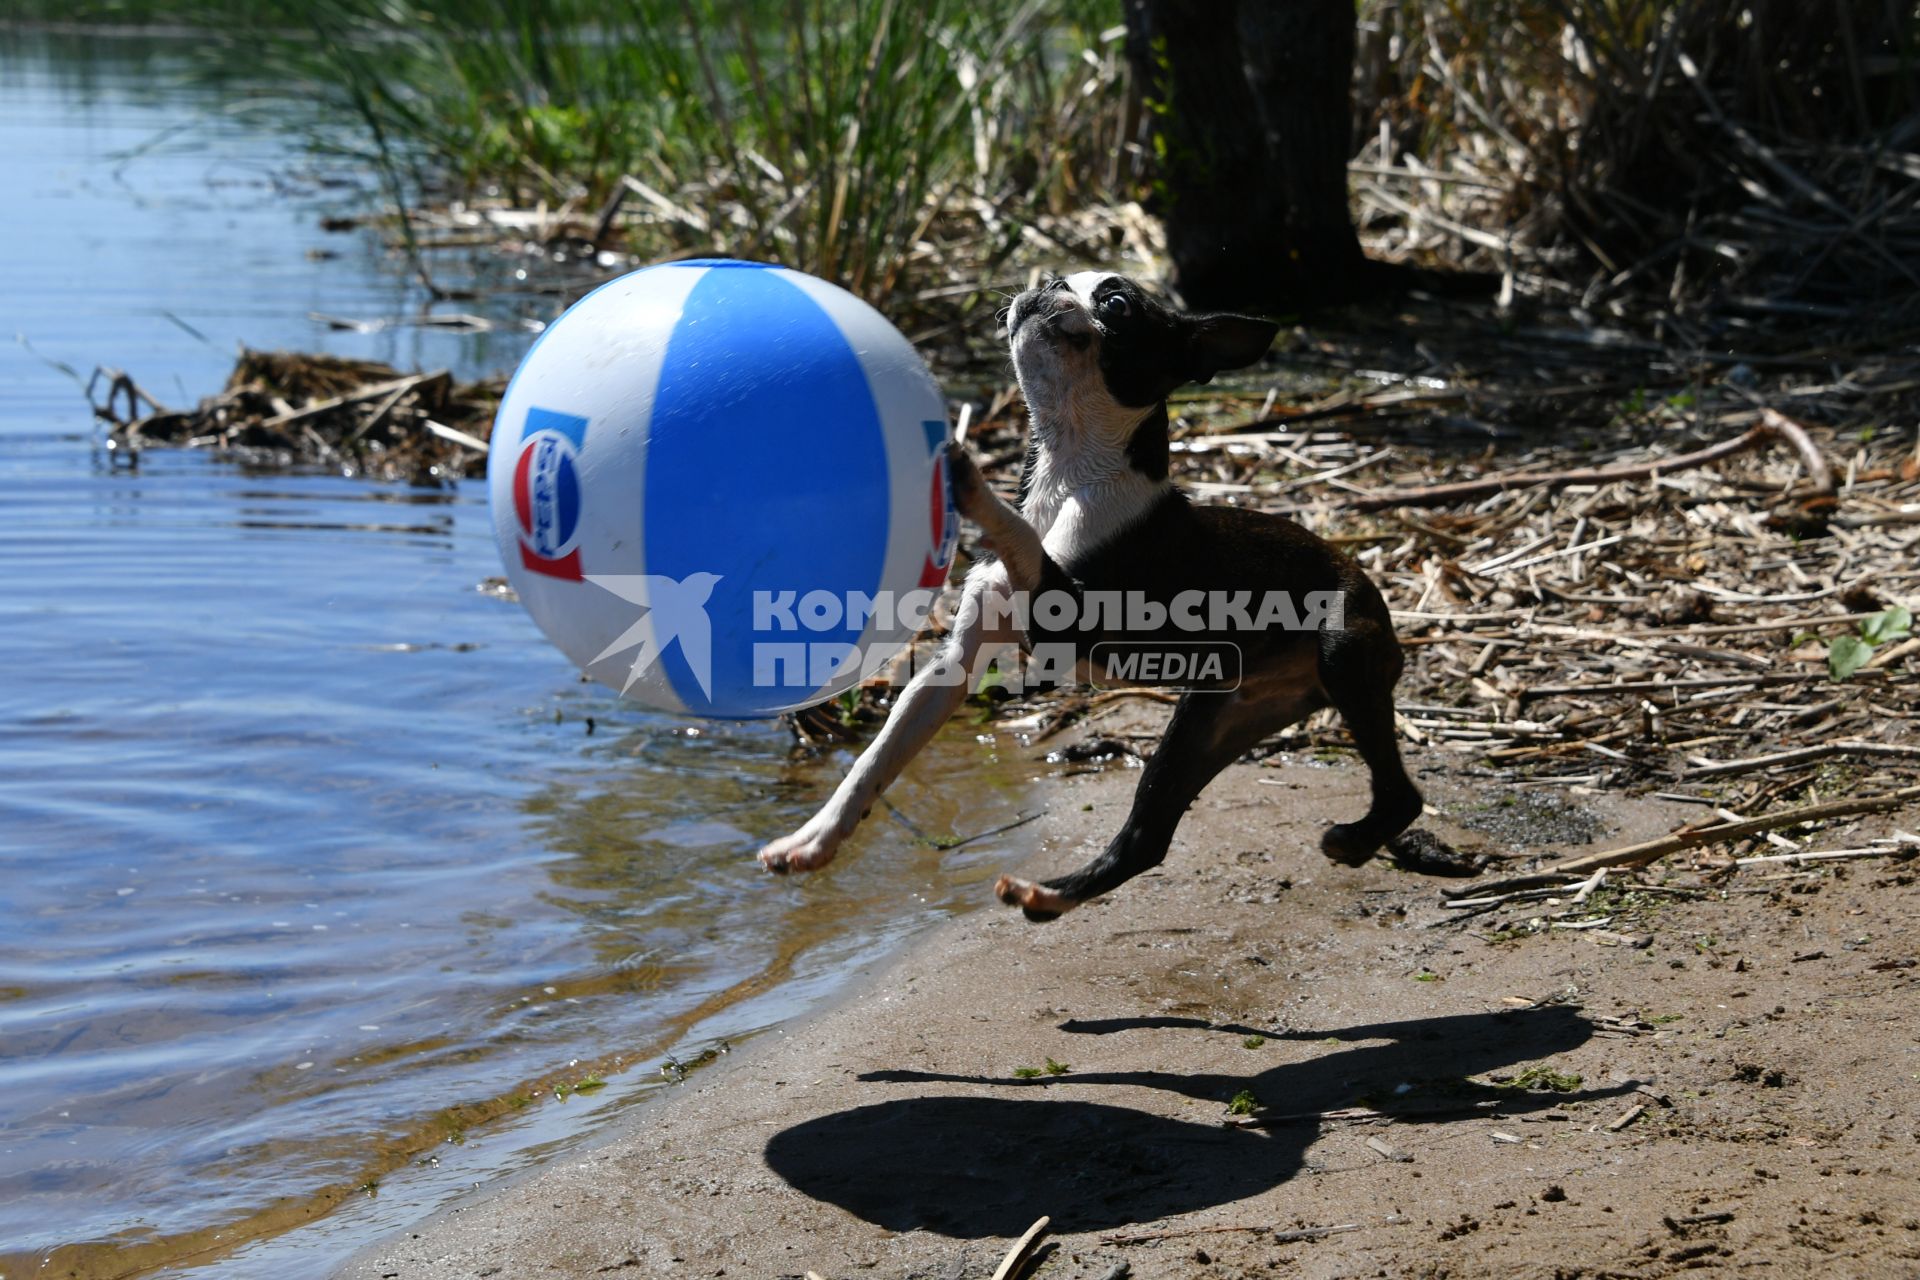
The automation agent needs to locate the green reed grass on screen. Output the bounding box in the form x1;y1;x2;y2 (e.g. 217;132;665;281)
190;0;1123;299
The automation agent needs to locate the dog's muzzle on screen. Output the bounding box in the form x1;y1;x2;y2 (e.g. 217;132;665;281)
1009;290;1092;349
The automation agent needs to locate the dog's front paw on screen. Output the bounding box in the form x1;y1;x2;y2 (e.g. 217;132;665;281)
993;874;1079;922
758;826;841;875
942;440;992;525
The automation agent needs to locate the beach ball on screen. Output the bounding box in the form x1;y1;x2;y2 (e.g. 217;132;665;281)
489;259;958;718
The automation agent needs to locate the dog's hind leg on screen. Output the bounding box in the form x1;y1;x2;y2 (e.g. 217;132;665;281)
994;681;1322;920
759;568;1016;875
1315;616;1424;867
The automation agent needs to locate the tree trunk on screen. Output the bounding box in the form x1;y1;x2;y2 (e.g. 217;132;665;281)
1125;0;1371;312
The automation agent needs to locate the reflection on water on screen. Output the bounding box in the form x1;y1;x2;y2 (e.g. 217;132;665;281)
0;30;1041;1280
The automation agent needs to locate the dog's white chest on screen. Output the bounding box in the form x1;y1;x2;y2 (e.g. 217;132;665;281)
1024;470;1165;565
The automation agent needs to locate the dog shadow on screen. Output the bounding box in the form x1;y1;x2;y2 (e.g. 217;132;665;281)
763;1006;1622;1238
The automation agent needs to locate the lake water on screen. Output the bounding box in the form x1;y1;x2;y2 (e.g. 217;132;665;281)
0;32;1034;1278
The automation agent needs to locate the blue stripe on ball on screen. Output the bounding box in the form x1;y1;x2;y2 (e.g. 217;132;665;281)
663;258;780;270
644;266;890;716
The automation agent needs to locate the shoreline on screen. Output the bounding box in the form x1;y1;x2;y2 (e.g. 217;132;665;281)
340;709;1920;1279
198;721;1044;1280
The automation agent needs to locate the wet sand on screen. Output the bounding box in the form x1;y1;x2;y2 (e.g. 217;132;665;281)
342;711;1920;1279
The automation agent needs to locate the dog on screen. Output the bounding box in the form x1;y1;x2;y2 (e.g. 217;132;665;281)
758;271;1423;919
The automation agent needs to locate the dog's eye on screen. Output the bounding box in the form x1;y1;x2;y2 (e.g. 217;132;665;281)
1099;293;1131;319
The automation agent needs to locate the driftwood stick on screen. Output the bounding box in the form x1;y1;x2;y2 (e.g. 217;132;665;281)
1686;740;1920;779
589;174;632;245
1520;670;1890;703
1624;612;1874;639
422;419;492;453
1224;1104;1393;1127
1454;786;1920;896
1272;1224;1364;1244
1365;1135;1413;1162
1736;844;1919;867
933;810;1045;853
262;372;443;429
1570;866;1608;904
339;380;417;449
990;1216;1051;1280
89;366;173;424
1100;1222;1360;1246
1757;409;1835;496
1345;412;1833;511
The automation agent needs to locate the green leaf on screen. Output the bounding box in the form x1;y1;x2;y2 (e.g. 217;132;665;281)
1828;635;1874;681
1860;606;1912;646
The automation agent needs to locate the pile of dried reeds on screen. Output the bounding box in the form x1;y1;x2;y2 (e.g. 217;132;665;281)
1354;0;1920;339
91;350;500;483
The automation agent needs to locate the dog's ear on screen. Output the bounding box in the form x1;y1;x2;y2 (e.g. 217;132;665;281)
1183;313;1279;385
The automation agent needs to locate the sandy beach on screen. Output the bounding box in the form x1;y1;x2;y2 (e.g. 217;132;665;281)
340;707;1920;1280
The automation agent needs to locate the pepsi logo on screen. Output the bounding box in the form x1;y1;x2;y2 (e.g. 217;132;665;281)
511;407;591;580
919;439;959;589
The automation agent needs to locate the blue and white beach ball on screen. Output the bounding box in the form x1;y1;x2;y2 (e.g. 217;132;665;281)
489;259;958;718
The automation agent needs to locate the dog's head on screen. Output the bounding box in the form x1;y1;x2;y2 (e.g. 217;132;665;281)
1005;272;1278;433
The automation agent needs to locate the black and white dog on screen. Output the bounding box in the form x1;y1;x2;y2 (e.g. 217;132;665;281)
759;272;1422;919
